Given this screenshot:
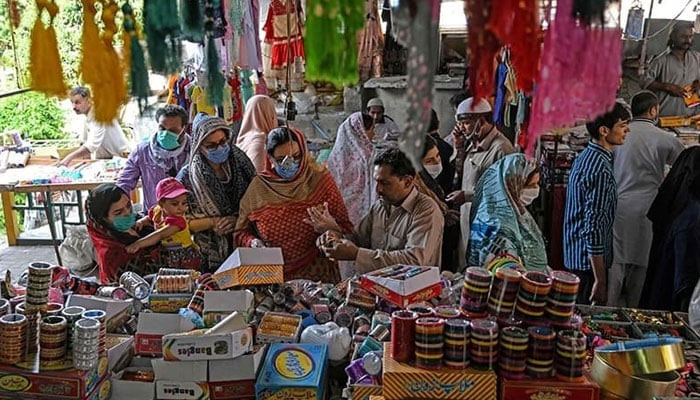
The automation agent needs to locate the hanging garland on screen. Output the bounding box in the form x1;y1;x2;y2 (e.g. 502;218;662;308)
122;1;150;112
204;0;224;107
144;0;182;74
180;0;204;42
29;0;67;97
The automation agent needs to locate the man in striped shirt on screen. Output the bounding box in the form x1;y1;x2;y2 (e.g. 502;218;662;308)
563;103;631;305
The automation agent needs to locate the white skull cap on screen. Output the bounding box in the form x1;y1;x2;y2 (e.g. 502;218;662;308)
367;98;384;108
456;97;492;115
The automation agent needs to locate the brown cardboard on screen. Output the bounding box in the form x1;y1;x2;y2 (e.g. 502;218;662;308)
134;312;195;356
208;345;268;382
213;248;284;288
500;374;600;400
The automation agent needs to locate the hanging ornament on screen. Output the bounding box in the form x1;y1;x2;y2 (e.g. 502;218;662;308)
144;0;182;74
180;0;204;42
29;0;67;97
122;1;150;112
204;0;224;106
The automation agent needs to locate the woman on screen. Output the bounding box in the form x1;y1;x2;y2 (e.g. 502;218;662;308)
86;184;164;283
177;116;256;273
468;154;547;271
235;95;278;173
641;148;700;311
235;127;353;283
328;112;383;226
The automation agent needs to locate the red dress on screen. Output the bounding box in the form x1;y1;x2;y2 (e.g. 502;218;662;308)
263;0;305;69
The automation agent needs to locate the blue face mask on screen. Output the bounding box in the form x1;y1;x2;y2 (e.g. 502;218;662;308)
276;159;300;180
205;143;231;164
156;130;181;150
112;210;136;232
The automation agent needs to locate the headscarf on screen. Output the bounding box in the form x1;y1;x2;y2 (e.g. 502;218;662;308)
468;154;547;271
328;112;377;226
236;95;277;172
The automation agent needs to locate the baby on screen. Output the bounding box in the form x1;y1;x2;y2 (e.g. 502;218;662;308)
126;177;202;269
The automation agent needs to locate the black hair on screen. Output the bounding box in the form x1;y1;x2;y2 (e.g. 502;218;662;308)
449;91;471;109
361;113;374;130
669;21;694;48
428;109;439;132
70;86;90;98
631;91;659;118
156;105;189;127
374;148;415;177
422;135;438;159
85;184;141;244
266;127;300;155
586;102;631;140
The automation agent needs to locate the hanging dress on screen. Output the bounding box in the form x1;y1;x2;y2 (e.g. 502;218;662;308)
263;0;305;69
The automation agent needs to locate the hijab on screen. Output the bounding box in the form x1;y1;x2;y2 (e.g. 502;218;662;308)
468;154;547;271
236;95;277;172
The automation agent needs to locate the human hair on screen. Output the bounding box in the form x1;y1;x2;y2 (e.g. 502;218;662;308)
631;91;659;118
586;102;631;140
669;21;694;48
449;91;471;109
422;135;437;159
361;113;374;130
156;105;188;127
374;148;415;177
428;109;439;132
85;183;139;243
70;86;90;98
266;127;300;155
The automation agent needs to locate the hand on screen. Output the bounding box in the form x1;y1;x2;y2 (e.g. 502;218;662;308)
304;202;341;234
665;83;686;98
250;238;266;248
316;230;342;250
125;242;142;254
590;279;607;305
446;190;466;207
134;218;150;231
213;216;236;235
321;238;358;261
445;209;460;226
451;124;467;148
53;158;69;167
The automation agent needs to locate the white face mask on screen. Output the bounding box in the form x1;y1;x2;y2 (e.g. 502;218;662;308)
424;163;443;179
520;187;540;205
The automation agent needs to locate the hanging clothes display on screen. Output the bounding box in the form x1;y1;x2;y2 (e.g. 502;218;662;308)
263;0;305;69
358;0;384;82
464;0;501;101
228;73;244;123
233;0;263;71
391;0;441;170
144;0;182;75
381;0;406;76
527;0;622;154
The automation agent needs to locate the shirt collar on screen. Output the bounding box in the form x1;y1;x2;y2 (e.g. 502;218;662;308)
472;126;497;151
588;140;613;162
381;187;419;214
632;117;656;125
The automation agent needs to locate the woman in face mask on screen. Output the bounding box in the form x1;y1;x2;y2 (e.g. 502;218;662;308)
86;184;165;283
468;154;547;271
177;116;256;273
234;127;353;283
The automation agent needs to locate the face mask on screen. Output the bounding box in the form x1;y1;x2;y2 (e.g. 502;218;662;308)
520;187;540;206
276;158;301;180
112;210;136;232
156;130;181;150
205;143;230;164
424;163;443;179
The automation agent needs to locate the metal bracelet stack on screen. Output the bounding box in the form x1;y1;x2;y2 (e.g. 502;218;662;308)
61;306;85;352
15;302;39;354
39;315;67;363
24;262;53;353
72;317;100;370
0;313;27;364
81;309;107;356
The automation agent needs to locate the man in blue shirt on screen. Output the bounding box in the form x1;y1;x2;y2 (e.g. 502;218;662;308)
563;102;631;305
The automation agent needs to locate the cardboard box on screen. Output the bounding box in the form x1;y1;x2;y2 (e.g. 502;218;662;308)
152;359;208;382
110;368;155;400
360;266;442;308
382;344;496;400
351;384;383;400
66;295;132;333
256;312;302;344
213;248;284;288
156;381;210;400
255;343;329;400
106;334;134;373
203;290;255;326
149;292;192;313
0;356;109;400
209;379;255;400
500;374;600;400
162;327;253;361
134;312;195;356
208;345;268;382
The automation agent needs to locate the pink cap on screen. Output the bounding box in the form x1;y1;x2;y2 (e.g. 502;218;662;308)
156;177;189;201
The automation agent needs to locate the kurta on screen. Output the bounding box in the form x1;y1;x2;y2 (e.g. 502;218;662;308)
643;49;700;116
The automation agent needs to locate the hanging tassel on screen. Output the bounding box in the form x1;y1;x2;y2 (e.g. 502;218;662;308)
122;1;150;112
180;0;203;42
144;0;182;74
29;0;67;97
80;0;102;89
204;0;224;106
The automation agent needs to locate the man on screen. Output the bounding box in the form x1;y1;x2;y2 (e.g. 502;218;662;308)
643;22;700;116
367;98;400;142
563;102;631;305
609;91;684;307
319;148;444;273
58;87;130;165
427;109;455;193
446;97;514;269
117;105;192;210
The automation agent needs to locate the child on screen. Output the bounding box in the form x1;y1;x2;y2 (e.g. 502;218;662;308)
126;177;202;270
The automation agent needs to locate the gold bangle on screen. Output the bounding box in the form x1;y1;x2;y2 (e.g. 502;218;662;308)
590;353;679;399
595;338;685;376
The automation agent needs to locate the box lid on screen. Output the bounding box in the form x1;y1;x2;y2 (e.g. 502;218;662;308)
256;343;328;388
66;294;131;322
362;266;440;295
204;290;254;313
136;312;195;335
217;248;284;272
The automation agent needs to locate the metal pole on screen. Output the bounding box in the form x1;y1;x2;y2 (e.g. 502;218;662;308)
638;0;656;77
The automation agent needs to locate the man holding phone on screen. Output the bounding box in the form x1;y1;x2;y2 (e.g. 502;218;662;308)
446;98;514;270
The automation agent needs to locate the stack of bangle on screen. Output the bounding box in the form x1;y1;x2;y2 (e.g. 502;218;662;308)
45;303;63;316
488;268;522;320
434;305;461;320
499;327;529;379
0;313;27;364
460;267;492;318
155;274;195;294
471;319;499;370
82;309;107;356
61;306;85;351
415;317;445;370
546;271;580;326
406;303;434;319
119;271;150;300
72;318;100;370
515;271;552;326
39;316;67;363
391;310;417;363
555;330;587;382
15;302;39;354
26;262;51;314
527;326;556;378
443;318;470;369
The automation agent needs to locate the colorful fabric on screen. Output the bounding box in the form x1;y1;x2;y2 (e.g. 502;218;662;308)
263;0;305;69
148;205;196;249
464;0;501;101
235;95;277;172
358;0;384;82
234;128;352;282
192;85;218;116
468;154;547;271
